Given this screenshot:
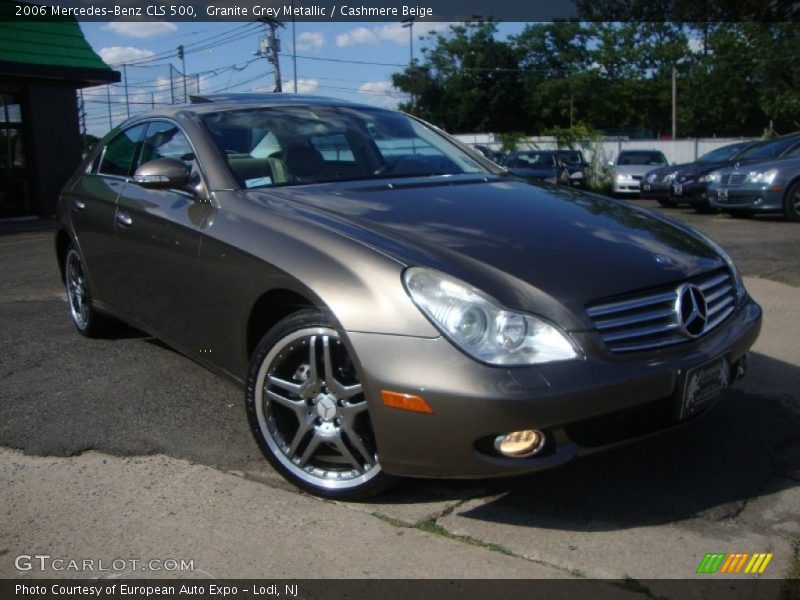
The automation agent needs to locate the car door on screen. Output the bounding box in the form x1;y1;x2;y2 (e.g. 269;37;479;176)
69;124;146;307
108;120;213;349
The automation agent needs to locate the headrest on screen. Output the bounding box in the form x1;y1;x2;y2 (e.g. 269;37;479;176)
283;145;325;179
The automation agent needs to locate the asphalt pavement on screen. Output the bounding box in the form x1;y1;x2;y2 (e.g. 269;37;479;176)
0;203;798;589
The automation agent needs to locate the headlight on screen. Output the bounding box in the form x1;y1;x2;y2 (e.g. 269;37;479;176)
403;268;580;365
663;171;678;183
690;232;748;304
699;171;722;183
746;168;778;185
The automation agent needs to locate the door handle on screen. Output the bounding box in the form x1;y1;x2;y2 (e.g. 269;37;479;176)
116;212;133;227
73;200;86;211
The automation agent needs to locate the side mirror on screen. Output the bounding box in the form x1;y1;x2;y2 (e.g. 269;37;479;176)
133;158;189;189
607;160;614;167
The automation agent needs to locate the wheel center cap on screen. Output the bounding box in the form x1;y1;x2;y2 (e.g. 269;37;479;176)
315;394;338;422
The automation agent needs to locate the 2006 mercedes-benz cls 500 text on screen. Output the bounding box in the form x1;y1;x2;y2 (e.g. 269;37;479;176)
56;95;762;498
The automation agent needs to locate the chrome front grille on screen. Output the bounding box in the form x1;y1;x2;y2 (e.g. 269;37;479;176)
721;173;746;186
586;269;736;353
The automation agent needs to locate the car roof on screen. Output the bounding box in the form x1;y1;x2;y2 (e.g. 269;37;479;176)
119;93;383;121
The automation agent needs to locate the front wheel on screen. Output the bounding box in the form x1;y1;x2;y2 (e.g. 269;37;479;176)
783;181;800;222
245;309;396;499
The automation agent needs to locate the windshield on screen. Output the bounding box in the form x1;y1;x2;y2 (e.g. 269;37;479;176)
697;143;750;163
738;137;799;160
202;105;495;188
557;151;584;165
616;151;667;166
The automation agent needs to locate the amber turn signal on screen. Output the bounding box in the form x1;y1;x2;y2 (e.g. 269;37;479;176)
381;390;434;414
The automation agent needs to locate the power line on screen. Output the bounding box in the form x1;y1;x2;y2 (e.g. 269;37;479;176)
106;23;260;67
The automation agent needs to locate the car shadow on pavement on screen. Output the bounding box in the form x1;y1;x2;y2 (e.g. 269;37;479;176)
409;351;800;530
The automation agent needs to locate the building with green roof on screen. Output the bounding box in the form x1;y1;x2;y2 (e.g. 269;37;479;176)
0;6;119;217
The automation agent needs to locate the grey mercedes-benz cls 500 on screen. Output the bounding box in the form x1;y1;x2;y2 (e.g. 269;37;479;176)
56;94;762;498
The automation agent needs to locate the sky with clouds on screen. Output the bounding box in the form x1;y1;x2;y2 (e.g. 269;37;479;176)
78;20;525;135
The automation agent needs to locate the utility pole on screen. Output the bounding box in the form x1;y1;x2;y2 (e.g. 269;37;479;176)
570;94;574;129
401;17;415;107
257;19;283;92
169;67;175;104
401;17;414;65
291;0;297;92
78;89;86;150
122;63;130;118
151;93;155;109
177;45;187;102
106;84;112;130
671;66;677;140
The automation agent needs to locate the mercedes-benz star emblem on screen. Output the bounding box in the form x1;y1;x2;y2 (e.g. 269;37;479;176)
676;284;708;338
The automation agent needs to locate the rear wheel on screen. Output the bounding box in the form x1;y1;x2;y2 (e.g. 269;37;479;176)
692;199;718;214
783;181;800;222
64;243;122;337
246;309;396;499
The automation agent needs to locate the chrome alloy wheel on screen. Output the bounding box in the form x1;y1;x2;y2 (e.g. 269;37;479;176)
253;327;382;491
65;248;89;330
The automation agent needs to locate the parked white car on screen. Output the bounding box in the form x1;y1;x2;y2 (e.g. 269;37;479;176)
610;150;669;196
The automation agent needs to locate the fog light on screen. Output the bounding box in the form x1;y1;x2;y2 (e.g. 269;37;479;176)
494;429;545;458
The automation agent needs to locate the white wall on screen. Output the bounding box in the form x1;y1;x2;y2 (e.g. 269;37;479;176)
453;135;756;165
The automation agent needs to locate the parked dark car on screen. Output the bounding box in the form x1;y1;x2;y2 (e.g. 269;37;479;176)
501;150;571;185
708;148;800;220
671;135;800;212
641;140;758;207
555;149;590;188
472;144;503;163
56;94;761;499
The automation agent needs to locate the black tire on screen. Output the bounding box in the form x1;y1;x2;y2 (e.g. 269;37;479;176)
728;211;754;219
692;201;718;214
657;198;678;208
783;180;800;222
63;243;123;337
245;309;397;500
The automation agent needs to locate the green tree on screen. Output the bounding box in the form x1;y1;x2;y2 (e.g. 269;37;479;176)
392;21;525;133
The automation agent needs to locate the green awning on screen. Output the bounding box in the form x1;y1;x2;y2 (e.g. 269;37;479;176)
0;3;118;84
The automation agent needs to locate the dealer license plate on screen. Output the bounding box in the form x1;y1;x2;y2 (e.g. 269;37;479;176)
680;357;730;419
673;183;683;196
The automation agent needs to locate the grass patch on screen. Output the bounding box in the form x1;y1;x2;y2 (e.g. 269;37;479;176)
417;517;517;556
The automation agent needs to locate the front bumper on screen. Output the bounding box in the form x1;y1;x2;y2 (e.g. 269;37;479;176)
640;181;670;199
709;186;784;212
348;298;762;478
612;179;642;194
671;181;708;204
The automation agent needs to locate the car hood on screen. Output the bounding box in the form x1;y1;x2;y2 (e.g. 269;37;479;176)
676;160;738;179
721;155;800;173
615;164;663;177
644;163;686;181
507;166;557;179
249;176;723;328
